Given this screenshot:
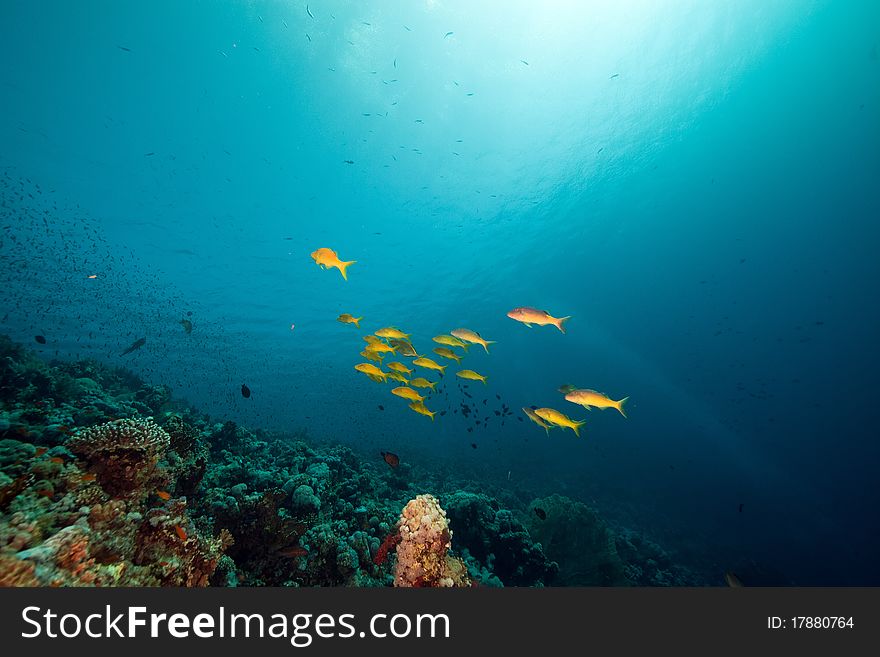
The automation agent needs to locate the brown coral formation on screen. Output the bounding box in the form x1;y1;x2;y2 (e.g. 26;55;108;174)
393;494;470;587
68;418;170;498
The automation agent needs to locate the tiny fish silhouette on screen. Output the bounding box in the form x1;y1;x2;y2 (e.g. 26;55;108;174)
34;335;46;344
241;383;251;398
120;337;146;355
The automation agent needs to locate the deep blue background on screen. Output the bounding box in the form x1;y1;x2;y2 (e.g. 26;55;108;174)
2;0;878;584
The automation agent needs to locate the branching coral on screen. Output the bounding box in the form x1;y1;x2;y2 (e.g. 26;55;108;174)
68;418;170;498
393;494;470;588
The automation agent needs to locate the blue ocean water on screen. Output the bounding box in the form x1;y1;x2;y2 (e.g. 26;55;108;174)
1;0;878;585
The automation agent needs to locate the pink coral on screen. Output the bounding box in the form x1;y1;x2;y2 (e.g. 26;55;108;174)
393;494;470;588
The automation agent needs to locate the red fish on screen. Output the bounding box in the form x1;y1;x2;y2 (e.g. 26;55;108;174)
156;490;171;501
380;451;400;468
277;546;308;558
174;525;187;541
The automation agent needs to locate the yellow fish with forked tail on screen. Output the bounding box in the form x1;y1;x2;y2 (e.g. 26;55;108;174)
564;389;629;418
311;247;356;280
507;307;571;333
534;407;586;437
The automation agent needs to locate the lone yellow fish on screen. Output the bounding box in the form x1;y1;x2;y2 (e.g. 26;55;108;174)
523;407;553;436
337;314;362;328
413;357;447;375
354;363;386;382
375;327;410;340
408;400;436;421
456;369;487;385
432;335;469;351
507;307;571;333
391;386;424;402
311;247;356;280
409;377;437;391
534;407;586;437
564;389;629;418
432;347;462;364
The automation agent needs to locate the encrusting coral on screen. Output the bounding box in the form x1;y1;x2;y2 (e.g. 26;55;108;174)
393;494;470;587
68;418;170;498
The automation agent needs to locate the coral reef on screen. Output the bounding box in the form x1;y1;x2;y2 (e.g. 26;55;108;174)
0;335;707;587
393;494;470;587
523;495;628;586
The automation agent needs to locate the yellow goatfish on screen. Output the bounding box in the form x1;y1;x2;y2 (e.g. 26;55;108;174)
386;362;413;374
506;307;571;333
337;314;362;328
456;369;487;385
360;349;384;363
432;335;469;351
432;347;462;364
564;389;629;418
375;327;410;340
366;342;396;355
354;363;386;382
408;400;436;421
534;408;586;437
389;339;419;357
386;371;409;384
409;377;437;390
311;247;356;280
450;328;496;353
413;357;447;375
391;386;424;402
523;407;553;436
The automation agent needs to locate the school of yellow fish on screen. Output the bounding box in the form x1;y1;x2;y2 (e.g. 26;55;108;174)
317;247;629;435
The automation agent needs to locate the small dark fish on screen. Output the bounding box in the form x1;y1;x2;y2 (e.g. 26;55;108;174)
121;337;146;355
534;507;546;520
306;4;314;18
609;73;619;79
343;160;354;164
34;335;46;344
143;152;155;156
738;503;744;513
470;443;477;449
444;31;454;38
305;33;311;42
241;383;251;398
496;394;501;400
440;410;447;416
117;45;132;52
558;384;577;394
179;318;193;334
380;451;399;468
467;427;473;433
517;416;523;422
520;59;529;65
